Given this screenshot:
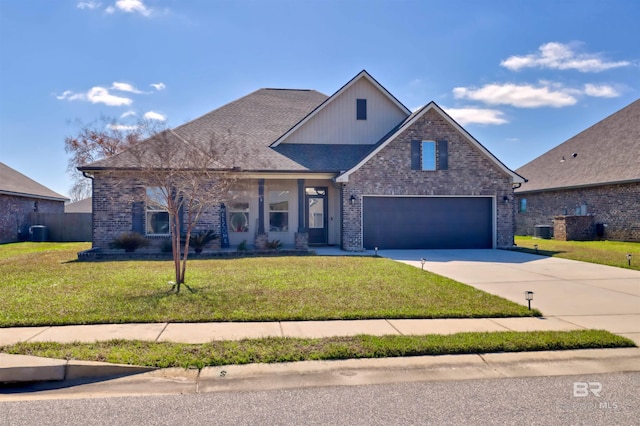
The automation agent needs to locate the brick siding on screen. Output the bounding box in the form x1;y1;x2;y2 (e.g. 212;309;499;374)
0;194;64;243
341;109;515;250
91;172;223;249
515;181;640;241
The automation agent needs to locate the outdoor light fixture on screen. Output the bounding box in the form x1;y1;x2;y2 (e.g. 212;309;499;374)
627;253;632;267
350;194;357;205
421;258;426;270
524;291;534;310
503;196;509;204
534;244;539;253
374;246;378;256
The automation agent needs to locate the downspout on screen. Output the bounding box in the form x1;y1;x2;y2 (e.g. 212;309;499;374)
82;171;95;247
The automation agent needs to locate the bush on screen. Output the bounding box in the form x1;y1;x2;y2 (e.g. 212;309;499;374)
266;239;283;250
187;230;219;253
109;232;150;252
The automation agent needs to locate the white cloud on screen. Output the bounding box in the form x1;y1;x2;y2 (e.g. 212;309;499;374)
453;83;577;108
150;82;166;91
56;90;85;101
444;107;508;125
105;5;115;13
501;42;630;73
111;81;144;94
144;111;166;121
86;86;132;106
77;1;102;9
112;0;151;16
120;110;137;118
108;124;138;131
583;83;619;98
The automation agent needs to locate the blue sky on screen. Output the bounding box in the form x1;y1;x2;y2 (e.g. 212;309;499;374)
1;0;638;198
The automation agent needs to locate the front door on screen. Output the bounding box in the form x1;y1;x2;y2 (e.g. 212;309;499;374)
305;187;328;245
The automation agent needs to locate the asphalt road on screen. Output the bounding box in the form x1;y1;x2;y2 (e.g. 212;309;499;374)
2;372;638;425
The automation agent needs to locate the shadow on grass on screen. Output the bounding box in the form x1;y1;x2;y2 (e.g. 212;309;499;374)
514;248;565;257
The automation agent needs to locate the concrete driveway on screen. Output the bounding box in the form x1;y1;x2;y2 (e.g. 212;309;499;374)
379;249;640;345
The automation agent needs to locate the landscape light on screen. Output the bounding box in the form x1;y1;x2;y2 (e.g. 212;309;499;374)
627;253;632;267
524;291;534;310
421;258;426;270
534;244;538;253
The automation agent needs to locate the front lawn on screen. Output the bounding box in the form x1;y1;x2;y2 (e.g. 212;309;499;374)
2;330;632;369
514;236;640;271
0;242;537;327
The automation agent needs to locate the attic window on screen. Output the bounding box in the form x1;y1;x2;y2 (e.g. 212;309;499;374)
356;99;367;120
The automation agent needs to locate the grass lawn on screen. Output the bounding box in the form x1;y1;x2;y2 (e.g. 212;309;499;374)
1;242;538;327
2;330;633;369
514;236;640;271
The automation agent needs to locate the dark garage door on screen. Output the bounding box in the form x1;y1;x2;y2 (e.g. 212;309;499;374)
363;197;493;249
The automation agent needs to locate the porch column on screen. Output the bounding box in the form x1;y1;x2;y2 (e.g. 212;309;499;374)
295;179;309;250
258;179;265;234
255;179;268;249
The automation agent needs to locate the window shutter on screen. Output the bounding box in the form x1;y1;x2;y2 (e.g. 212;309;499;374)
132;201;144;234
356;99;367;120
411;140;421;170
437;139;448;170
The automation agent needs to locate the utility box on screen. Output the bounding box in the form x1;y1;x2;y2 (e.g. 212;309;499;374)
30;225;48;242
534;225;552;239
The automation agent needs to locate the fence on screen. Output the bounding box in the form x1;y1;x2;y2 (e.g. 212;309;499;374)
28;212;92;242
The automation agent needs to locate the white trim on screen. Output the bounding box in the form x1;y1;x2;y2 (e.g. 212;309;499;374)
360;194;497;249
270;70;411;147
336;102;525;185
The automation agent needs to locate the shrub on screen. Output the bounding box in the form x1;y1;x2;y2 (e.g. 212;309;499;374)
109;232;150;252
266;239;283;250
187;230;219;253
237;240;248;252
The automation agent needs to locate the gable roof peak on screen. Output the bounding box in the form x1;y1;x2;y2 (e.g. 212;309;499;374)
270;70;411;147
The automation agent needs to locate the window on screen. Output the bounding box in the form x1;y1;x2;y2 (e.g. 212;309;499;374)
421;141;436;170
519;198;527;213
229;202;249;232
411;139;448;171
356;98;367;120
146;187;169;235
269;191;289;232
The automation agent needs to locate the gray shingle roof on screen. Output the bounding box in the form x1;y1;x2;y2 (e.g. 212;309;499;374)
83;88;331;172
0;162;68;201
65;197;92;213
516;99;640;193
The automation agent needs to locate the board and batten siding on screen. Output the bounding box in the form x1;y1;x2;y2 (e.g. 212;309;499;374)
281;77;408;145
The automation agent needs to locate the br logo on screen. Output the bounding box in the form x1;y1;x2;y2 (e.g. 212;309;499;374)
573;382;602;397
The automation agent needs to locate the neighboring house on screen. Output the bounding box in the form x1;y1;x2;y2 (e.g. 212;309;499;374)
515;99;640;241
65;197;92;213
0;162;68;243
80;71;524;252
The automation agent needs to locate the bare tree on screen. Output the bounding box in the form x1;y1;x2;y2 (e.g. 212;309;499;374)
102;128;236;294
64;116;149;201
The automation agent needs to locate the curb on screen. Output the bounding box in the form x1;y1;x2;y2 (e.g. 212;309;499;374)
3;348;639;390
0;353;155;384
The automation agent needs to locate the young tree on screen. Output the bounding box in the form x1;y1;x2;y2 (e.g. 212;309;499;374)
128;130;236;292
81;124;237;293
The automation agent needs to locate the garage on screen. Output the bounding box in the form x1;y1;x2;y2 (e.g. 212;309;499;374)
362;196;493;249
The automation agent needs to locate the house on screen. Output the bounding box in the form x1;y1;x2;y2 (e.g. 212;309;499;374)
80;71;525;252
0;162;68;243
65;197;92;213
515;98;640;241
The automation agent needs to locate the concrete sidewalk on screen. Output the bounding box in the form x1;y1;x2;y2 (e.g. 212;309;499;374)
1;317;638;387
